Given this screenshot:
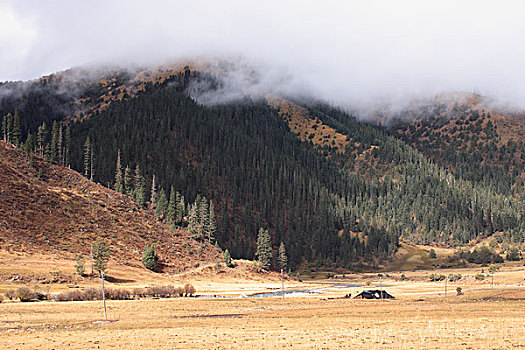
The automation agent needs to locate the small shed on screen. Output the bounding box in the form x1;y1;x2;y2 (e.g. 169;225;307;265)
354;290;394;299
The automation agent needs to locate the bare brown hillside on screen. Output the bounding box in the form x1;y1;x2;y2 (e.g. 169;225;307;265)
0;141;219;272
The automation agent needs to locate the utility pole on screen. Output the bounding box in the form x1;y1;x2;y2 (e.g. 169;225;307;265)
281;269;285;307
101;271;107;321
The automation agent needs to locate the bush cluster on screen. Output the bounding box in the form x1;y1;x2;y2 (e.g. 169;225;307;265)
429;274;446;281
51;284;196;302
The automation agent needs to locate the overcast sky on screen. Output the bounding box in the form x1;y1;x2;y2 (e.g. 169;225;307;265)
1;0;525;109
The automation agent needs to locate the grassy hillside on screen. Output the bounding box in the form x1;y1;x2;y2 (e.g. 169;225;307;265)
0;141;219;272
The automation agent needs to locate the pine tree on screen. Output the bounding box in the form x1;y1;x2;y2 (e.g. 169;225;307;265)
91;238;111;275
167;186;176;226
133;165;146;207
75;253;85;276
142;244;158;271
114;149;124;193
12;109;21;147
155;188;168;220
1;114;7;142
187;203;199;239
5;113;12;144
89;144;94;181
124;166;132;195
199;197;209;227
83;136;91;178
37;123;47;157
205;201;217;242
57;124;63;165
176;193;185;226
256;228;272;270
50;120;58;162
223;249;233;267
150;174;156;207
278;241;288;271
64;126;71;166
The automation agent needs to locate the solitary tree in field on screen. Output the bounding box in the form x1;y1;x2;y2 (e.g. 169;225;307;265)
256;228;272;270
278;241;288;271
91;239;111;275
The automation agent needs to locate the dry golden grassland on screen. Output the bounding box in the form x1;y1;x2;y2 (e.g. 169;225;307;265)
1;256;525;349
1;289;525;349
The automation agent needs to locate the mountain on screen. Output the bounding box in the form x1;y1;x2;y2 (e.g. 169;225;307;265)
0;140;219;272
388;94;524;196
1;64;523;271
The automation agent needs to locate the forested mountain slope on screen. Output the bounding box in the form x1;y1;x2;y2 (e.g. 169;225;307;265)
1;66;523;271
388;97;525;195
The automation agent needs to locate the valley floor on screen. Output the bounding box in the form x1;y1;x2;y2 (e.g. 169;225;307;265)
1;289;525;349
1;252;525;349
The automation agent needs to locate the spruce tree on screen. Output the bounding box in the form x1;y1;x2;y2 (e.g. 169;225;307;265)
176;194;185;226
150;175;156;207
142;244;158;271
155;188;168;220
57;124;63;165
114;150;124;193
223;249;233;267
278;241;288;271
1;114;7;142
91;238;111;275
12;109;21;147
64;126;71;166
187;203;199;239
37;123;47;157
124;166;132;195
50;120;58;162
206;201;217;242
75;253;85;276
133;165;146;207
83;136;91;178
5;113;12;144
167;186;176;226
256;228;272;270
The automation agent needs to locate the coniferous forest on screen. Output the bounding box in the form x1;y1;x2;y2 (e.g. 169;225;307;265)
1;69;523;270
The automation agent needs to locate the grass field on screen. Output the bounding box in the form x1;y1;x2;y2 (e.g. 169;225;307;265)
2;289;525;349
1;251;525;349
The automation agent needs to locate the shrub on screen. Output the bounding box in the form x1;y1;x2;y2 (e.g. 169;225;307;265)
448;274;462;282
105;288;132;300
83;287;102;300
142;244;159;271
184;284;196;297
506;248;521;261
15;287;37;302
4;290;15;300
53;289;83;302
429;249;437;259
430;274;446;281
475;273;485;281
456;287;463;296
400;274;406;281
